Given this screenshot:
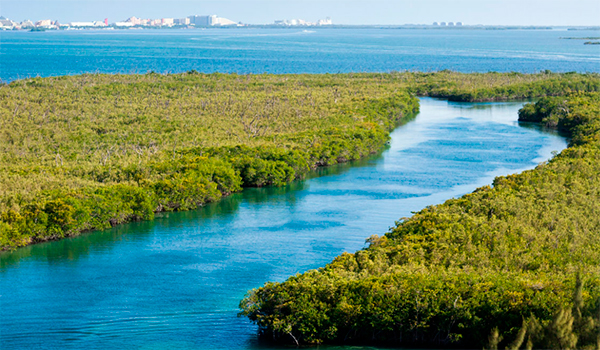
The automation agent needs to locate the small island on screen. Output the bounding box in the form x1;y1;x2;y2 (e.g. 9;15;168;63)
559;36;600;39
559;36;600;45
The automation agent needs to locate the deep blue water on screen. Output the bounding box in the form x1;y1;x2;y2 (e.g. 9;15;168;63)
0;98;567;350
1;28;599;82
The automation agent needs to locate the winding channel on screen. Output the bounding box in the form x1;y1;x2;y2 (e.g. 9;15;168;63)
0;98;567;350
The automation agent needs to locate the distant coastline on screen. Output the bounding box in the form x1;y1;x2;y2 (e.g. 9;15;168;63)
559;36;600;45
560;36;600;39
4;24;600;32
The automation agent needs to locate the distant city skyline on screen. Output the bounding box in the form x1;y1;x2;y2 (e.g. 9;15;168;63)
1;0;599;26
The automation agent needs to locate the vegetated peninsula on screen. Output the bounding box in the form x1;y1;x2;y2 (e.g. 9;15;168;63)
2;71;599;250
560;37;600;40
0;72;419;248
559;37;600;45
240;91;600;348
0;71;599;252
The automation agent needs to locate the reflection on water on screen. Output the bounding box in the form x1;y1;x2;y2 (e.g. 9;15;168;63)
0;98;567;350
0;153;383;271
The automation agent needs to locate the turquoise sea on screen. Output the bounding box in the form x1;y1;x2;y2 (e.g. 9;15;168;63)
1;28;599;82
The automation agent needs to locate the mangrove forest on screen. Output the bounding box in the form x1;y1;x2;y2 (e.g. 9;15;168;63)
1;70;599;349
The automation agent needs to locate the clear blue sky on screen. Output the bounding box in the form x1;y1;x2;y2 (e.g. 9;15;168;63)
2;0;599;26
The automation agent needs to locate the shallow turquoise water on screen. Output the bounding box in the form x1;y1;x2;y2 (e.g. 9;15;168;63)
0;98;567;349
1;28;599;82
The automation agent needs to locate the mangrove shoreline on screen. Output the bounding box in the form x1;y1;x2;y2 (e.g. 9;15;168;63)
240;91;600;348
1;71;599;251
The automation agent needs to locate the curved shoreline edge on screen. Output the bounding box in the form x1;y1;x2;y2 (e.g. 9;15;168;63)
240;92;600;348
1;73;422;250
2;71;599;251
1;103;419;250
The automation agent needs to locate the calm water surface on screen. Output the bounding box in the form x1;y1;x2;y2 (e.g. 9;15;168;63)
0;98;567;350
1;28;599;81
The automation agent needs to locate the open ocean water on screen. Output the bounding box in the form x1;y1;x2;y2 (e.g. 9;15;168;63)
1;28;599;82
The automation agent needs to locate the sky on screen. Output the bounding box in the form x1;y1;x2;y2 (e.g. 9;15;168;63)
1;0;599;26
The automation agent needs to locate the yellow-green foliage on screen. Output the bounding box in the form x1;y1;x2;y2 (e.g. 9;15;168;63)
240;92;600;348
0;72;420;248
1;71;599;250
407;70;600;101
2;71;599;346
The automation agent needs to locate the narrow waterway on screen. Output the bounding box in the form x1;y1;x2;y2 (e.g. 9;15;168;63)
0;98;567;350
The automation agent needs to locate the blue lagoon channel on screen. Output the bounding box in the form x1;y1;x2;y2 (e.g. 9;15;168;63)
0;98;568;350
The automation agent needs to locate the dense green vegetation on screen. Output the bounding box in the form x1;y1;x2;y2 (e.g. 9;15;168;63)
2;71;599;348
1;71;599;251
240;91;600;348
408;70;600;102
0;73;420;248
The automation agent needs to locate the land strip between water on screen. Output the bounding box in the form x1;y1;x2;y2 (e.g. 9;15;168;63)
240;87;600;348
1;72;599;251
1;71;600;349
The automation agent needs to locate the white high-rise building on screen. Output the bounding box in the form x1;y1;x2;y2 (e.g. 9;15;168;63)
175;18;190;25
188;15;210;26
0;16;16;28
35;19;53;27
126;16;142;25
317;17;333;26
161;18;174;26
114;22;135;27
214;17;237;26
20;20;35;28
69;22;97;27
